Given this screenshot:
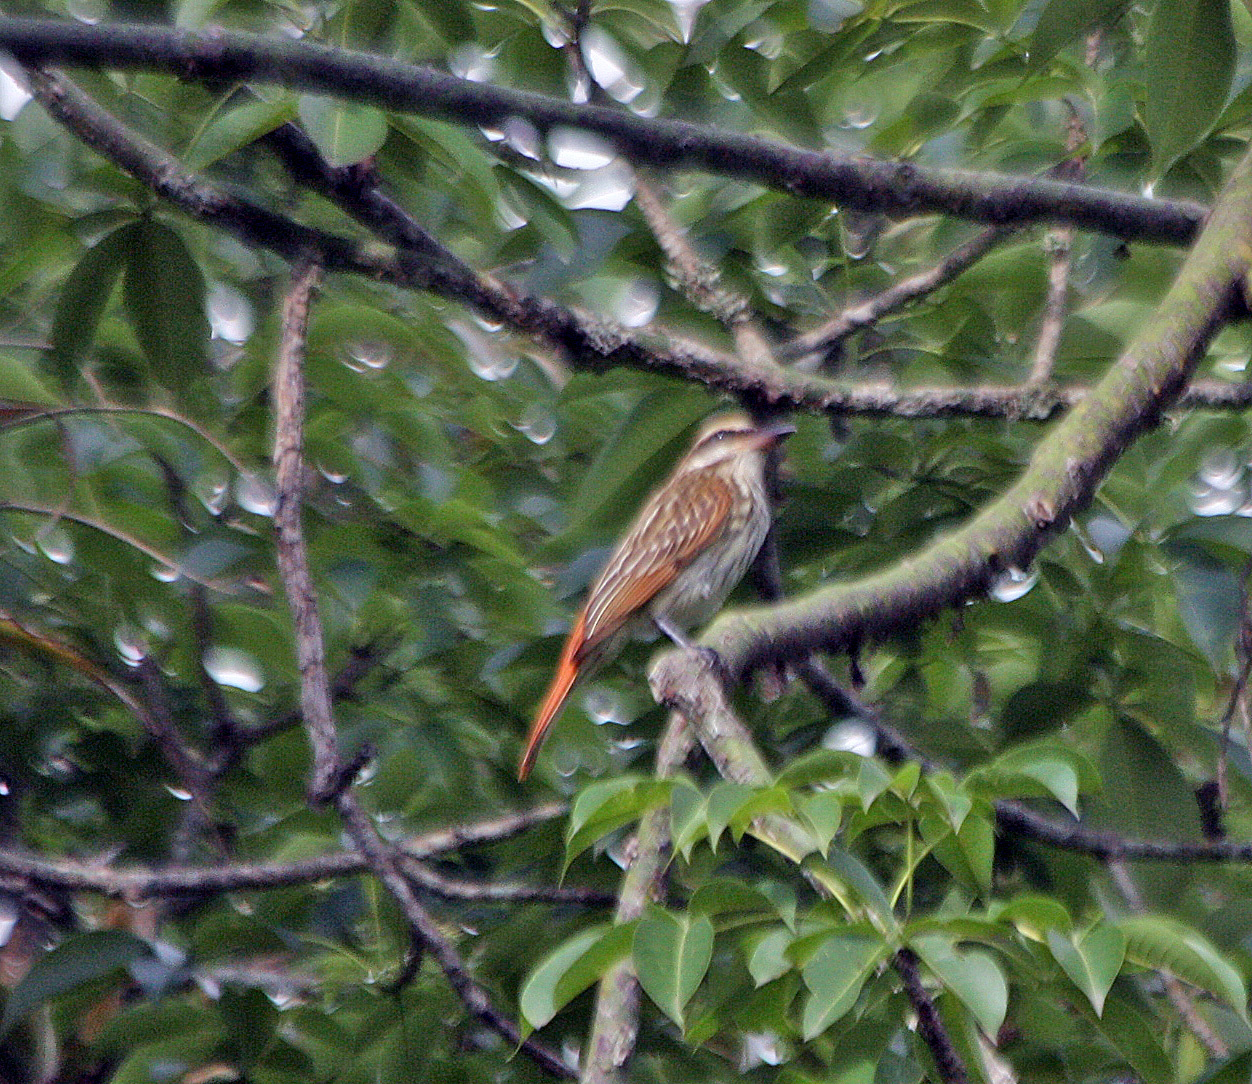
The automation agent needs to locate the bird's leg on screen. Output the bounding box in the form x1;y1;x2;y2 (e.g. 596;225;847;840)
653;613;693;649
654;614;728;682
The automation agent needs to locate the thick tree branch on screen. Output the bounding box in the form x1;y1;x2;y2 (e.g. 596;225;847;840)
20;71;1252;427
0;17;1207;244
702;145;1252;679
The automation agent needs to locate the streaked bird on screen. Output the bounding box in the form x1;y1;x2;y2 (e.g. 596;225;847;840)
518;411;794;779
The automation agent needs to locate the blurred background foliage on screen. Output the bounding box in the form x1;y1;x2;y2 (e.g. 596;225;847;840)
2;0;1252;1080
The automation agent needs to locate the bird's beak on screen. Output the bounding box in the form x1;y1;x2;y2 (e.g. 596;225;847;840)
747;421;796;449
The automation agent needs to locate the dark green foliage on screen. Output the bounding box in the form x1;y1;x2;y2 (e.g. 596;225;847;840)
2;0;1252;1081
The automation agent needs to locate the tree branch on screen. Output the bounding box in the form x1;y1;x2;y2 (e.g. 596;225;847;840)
701;144;1252;679
783;226;1012;364
0;802;573;900
271;259;342;804
581;715;695;1084
895;948;971;1084
0;16;1207;244
20;70;1252;427
269;261;575;1078
1028;228;1073;384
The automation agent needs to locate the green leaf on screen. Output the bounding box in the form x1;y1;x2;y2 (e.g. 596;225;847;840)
1047;922;1125;1015
775;748;863;788
669;779;707;861
705;781;757;851
795;791;845;855
812;845;898;926
976;741;1099;812
1026;0;1130;67
923;772;972;831
1088;996;1175;1084
122;219;209;399
687;879;776;918
47;225;132;389
297;95;389;167
1143;0;1236;173
633;908;715;1026
800;933;884;1040
564;775;665;867
185;96;297;170
994;894;1074;940
1172;550;1241;667
519;923;634;1032
858;759;893;810
1119;915;1248;1016
911;935;1008;1037
0;930;152;1038
749;928;793;987
1017;757;1080;816
557;389;712;550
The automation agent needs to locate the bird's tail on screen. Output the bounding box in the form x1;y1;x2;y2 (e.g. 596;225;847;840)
518;613;586;780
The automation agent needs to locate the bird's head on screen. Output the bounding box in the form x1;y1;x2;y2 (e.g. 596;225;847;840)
678;411;796;472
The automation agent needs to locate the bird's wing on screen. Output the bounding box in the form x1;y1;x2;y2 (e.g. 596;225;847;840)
579;470;733;655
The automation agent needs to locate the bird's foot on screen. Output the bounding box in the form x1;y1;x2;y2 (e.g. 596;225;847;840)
692;644;731;685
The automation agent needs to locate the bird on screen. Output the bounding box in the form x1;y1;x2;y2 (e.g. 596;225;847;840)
518;410;794;780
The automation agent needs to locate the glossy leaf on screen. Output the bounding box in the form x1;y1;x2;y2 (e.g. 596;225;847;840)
122;219;209;398
800;933;884;1040
1119;915;1248;1016
564;775;667;866
296;94;389;166
519;923;634;1032
1143;0;1236;172
911;934;1008;1037
1047;922;1126;1015
633;908;715;1026
185;96;297;170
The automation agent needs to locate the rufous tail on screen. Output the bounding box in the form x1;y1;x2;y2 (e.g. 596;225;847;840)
518;613;586;780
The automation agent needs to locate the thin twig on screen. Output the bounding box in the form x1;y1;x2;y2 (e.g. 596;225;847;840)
0;402;247;474
272;259;341;804
1028;108;1086;385
1217;563;1252;810
1028;228;1072;384
895;948;971;1084
0;501;219;588
632;176;751;333
632;173;777;374
333;794;578;1078
0;803;574;900
783;226;1012;363
188;584;240;745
